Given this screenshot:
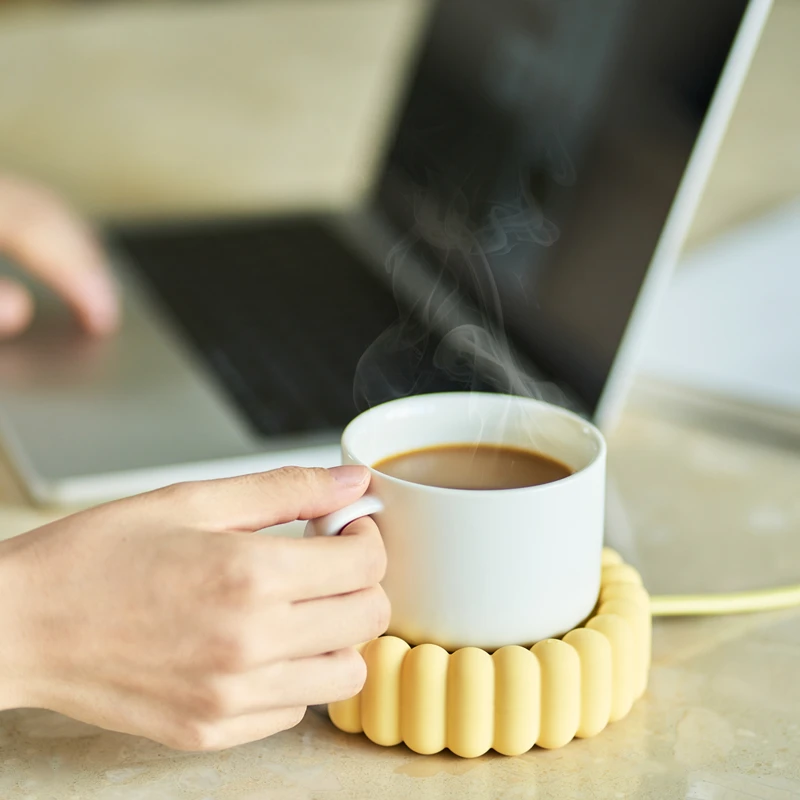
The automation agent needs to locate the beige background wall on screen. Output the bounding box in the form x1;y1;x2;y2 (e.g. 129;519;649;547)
0;0;429;218
0;0;797;247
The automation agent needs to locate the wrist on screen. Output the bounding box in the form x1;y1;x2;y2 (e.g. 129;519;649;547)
0;533;50;710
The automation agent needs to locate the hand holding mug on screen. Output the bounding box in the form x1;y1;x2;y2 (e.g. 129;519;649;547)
0;466;390;750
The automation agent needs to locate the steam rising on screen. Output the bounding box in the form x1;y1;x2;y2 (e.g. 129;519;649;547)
353;173;567;416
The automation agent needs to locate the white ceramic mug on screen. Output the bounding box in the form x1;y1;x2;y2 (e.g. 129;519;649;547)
305;392;606;650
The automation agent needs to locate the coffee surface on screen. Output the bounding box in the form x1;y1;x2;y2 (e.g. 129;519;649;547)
373;443;572;490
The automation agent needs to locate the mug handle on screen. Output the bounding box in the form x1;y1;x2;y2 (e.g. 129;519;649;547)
304;494;385;538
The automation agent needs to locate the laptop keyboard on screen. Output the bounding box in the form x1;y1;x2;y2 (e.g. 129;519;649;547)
113;217;488;438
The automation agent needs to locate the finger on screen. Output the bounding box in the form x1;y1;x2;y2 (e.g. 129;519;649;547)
49;687;307;753
0;174;118;335
0;278;33;339
155;465;371;532
204;648;366;715
165;706;307;752
270;515;387;602
257;648;367;708
277;584;390;659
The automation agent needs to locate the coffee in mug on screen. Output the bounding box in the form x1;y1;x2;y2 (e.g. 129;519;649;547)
373;443;572;490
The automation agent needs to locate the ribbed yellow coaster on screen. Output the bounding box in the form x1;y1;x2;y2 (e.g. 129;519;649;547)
328;548;651;758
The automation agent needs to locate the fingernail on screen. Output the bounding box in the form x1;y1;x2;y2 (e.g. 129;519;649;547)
0;281;33;336
329;465;369;486
81;273;119;334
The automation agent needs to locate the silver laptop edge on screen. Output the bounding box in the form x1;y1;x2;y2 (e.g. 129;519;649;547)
593;0;773;432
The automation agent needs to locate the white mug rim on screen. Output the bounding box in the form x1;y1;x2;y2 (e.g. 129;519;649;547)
341;391;606;498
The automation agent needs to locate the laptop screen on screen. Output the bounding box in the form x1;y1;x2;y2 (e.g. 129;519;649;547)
377;0;749;415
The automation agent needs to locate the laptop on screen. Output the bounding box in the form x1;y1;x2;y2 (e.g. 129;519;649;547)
0;0;771;506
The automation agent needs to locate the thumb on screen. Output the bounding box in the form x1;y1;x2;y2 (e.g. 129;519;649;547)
150;465;371;532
